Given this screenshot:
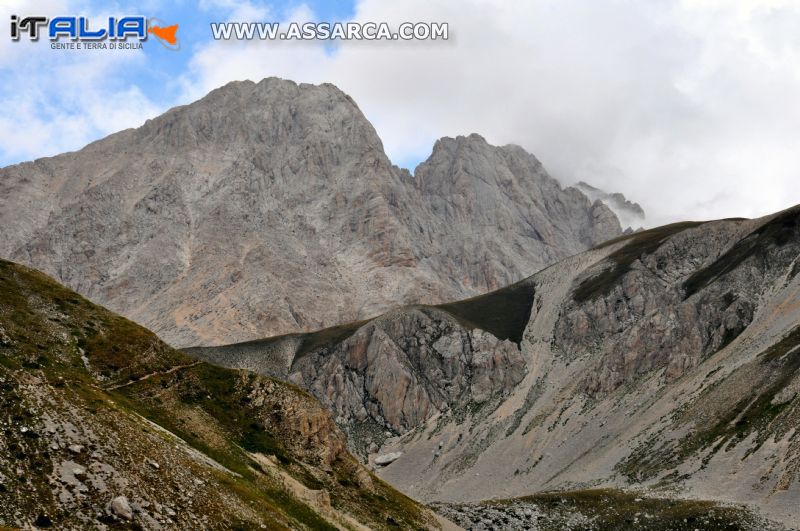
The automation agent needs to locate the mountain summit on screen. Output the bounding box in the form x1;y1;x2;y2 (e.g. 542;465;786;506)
0;77;624;346
575;180;646;231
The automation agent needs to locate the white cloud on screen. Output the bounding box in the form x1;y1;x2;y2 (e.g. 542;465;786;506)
182;0;800;225
2;1;799;225
0;0;162;164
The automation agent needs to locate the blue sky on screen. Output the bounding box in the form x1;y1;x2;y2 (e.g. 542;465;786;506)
0;0;360;167
2;1;800;225
130;0;356;106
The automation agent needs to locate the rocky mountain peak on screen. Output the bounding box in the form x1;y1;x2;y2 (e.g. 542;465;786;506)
414;132;621;249
416;133;544;191
0;78;626;347
134;76;386;159
574;180;646;231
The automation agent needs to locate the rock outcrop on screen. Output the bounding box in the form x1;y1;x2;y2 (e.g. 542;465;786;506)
287;308;526;443
412;135;623;290
0;77;624;347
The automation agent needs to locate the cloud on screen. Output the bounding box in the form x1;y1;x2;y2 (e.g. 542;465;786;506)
0;0;162;164
2;0;799;225
182;0;800;225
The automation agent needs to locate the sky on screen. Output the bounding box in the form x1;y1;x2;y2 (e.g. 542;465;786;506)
1;0;799;226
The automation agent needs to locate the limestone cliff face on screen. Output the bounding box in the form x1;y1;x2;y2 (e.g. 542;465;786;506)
554;217;781;395
413;135;622;292
288;308;527;434
0;78;623;347
370;206;800;525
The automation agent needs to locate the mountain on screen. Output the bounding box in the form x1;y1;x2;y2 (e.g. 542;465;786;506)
187;204;800;528
0;77;623;348
0;258;444;529
574;181;646;231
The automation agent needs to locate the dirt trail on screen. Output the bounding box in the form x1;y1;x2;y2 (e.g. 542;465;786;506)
104;361;202;391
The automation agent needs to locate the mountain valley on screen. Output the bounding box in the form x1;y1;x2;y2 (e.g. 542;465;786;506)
2;77;799;530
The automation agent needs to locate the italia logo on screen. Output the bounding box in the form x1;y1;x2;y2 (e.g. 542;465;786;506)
10;15;179;50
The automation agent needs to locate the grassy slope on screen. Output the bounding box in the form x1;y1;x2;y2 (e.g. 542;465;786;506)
434;279;536;345
684;206;800;297
0;259;435;530
573;221;705;303
219;319;370;363
436;488;774;531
